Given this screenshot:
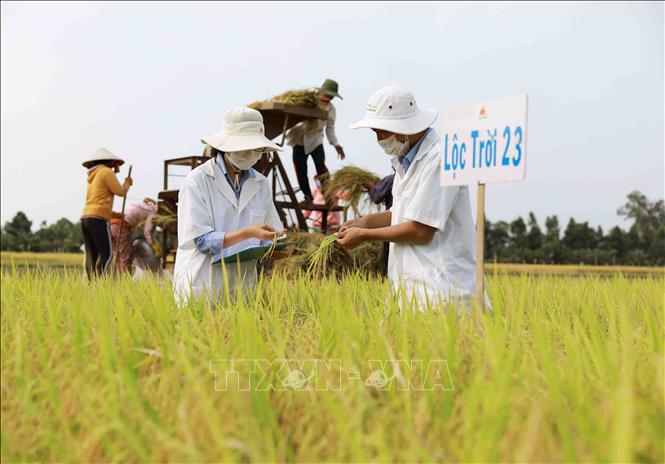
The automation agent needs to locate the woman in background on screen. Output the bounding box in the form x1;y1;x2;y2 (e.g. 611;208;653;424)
110;197;158;273
80;147;132;279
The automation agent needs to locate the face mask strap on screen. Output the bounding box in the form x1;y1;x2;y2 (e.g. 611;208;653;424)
401;135;410;153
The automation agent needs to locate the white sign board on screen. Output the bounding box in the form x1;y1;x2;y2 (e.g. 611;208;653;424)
441;94;528;186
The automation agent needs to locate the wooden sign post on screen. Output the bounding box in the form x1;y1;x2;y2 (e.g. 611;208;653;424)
440;94;528;311
475;183;486;310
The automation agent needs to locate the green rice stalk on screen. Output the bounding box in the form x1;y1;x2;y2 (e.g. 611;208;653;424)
259;230;287;264
307;235;339;276
2;262;664;463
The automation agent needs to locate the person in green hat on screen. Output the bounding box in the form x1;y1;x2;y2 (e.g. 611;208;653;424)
286;78;346;205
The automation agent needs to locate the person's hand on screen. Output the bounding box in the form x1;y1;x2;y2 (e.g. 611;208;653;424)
245;224;276;241
339;217;366;233
336;227;367;249
335;145;346;160
124;176;133;188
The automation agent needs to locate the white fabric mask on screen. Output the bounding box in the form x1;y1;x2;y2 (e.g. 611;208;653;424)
227;150;263;170
378;134;409;157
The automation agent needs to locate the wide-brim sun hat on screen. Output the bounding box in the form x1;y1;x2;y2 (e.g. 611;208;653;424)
82;147;125;168
349;85;438;135
316;78;343;100
202;107;283;153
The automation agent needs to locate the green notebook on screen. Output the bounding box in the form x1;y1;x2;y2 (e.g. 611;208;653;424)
212;242;289;265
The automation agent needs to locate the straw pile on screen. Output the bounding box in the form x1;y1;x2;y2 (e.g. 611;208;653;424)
248;89;323;110
271;232;383;278
323;166;381;216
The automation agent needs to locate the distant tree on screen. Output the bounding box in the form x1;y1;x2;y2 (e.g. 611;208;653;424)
542;215;563;264
509;217;527;262
562;219;602;263
617;191;665;265
486;219;510;261
562;219;597;250
525;212;544;262
0;228;15;251
617;191;665;243
1;211;33;251
3;191;663;264
1;213;84;253
545;215;560;242
648;226;665;266
623;226;643;265
484;217;493;260
603;226;627;264
34;218;82;252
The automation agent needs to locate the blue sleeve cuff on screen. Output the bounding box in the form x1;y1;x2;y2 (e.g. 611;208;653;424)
195;231;225;255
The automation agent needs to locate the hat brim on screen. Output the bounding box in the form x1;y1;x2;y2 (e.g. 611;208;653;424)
316;88;343;100
201;133;283;153
82;159;125;168
349;108;438;135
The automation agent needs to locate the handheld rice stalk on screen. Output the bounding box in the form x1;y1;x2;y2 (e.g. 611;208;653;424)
259;230;287;264
307;234;339;276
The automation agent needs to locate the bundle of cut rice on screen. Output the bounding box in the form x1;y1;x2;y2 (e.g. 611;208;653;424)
272;232;352;278
323;166;380;216
271;232;383;279
248;89;323;110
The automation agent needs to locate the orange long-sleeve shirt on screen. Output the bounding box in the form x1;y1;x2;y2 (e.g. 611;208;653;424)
81;165;127;220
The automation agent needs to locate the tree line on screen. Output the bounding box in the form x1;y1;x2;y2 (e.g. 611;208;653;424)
1;190;663;266
484;191;664;266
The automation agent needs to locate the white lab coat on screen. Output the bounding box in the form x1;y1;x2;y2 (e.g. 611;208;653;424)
173;159;282;304
388;129;486;311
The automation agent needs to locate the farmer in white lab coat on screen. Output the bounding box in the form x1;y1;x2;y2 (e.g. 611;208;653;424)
173;107;283;304
337;86;488;311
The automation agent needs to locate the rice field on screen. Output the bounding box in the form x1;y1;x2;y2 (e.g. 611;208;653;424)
1;251;84;268
1;255;663;462
3;251;664;276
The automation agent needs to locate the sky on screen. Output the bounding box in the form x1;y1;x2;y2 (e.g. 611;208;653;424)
1;1;663;231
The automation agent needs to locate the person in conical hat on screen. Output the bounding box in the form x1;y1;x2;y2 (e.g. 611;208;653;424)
80;147;133;279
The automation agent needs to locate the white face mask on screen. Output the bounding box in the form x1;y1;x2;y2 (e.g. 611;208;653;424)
378;134;409;157
227;150;263;171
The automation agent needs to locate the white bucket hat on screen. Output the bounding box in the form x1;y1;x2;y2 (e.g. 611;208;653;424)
349;85;438;135
82;147;125;167
202;107;283;153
